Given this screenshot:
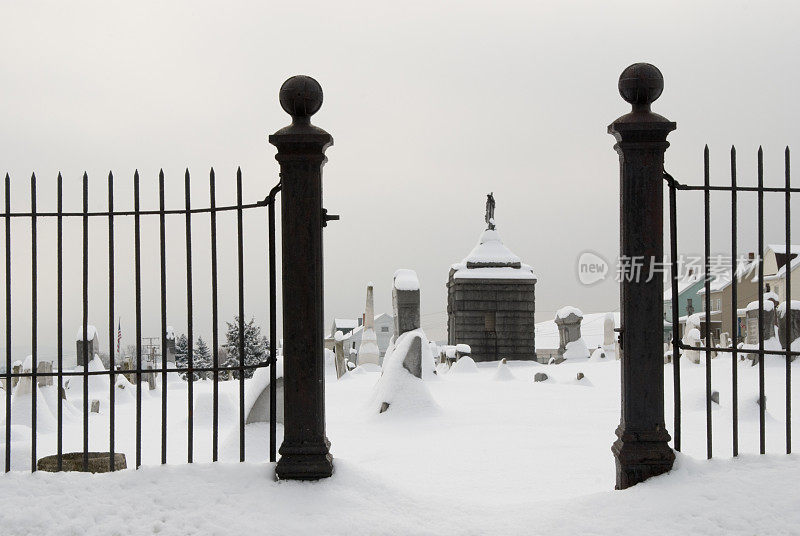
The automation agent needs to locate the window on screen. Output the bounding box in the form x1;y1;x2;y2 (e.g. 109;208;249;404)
484;311;496;332
381;326;389;333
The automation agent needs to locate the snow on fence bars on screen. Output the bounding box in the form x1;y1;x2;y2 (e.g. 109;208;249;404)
2;167;282;472
666;145;797;459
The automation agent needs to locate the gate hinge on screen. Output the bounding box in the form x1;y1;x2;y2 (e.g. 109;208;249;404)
614;327;624;350
322;208;340;227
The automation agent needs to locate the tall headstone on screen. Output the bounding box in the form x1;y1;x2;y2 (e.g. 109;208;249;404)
393;269;421;336
76;325;99;367
357;283;380;366
392;269;422;379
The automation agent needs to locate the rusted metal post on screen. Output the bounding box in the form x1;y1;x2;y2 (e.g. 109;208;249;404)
609;63;676;489
271;75;334;480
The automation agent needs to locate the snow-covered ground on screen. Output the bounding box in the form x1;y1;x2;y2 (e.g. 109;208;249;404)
2;354;800;535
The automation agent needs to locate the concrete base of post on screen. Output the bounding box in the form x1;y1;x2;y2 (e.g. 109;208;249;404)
611;425;674;489
275;440;333;480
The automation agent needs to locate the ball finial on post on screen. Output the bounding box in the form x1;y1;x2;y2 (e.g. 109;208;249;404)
279;75;324;122
618;63;664;112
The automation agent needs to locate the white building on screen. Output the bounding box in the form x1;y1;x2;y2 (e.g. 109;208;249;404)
333;313;394;360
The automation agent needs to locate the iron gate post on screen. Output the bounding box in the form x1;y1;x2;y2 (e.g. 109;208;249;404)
270;75;334;480
609;63;676;489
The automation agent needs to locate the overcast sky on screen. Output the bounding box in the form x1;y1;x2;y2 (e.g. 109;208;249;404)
1;0;799;358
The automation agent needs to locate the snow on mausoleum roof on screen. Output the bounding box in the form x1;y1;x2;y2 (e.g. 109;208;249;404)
451;228;536;281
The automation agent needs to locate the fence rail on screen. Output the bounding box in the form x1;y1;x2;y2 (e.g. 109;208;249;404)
2;168;281;473
667;145;794;459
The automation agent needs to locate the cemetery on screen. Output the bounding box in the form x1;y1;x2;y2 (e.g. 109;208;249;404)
2;3;800;535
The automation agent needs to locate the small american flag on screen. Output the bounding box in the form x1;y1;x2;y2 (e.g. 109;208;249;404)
116;319;122;356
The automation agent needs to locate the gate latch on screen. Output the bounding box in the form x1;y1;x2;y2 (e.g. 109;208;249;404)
322;208;340;227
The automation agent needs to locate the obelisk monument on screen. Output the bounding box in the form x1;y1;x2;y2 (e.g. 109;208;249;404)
357;283;380;366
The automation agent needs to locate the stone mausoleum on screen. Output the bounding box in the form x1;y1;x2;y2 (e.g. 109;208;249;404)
447;194;537;362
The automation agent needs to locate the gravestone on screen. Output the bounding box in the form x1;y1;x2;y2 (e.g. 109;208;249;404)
455;344;471;359
745;301;776;344
333;331;347;379
142;363;156;390
402;336;423;379
75;325;99;367
38;452;127;473
391;269;423;379
37;361;53;387
720;332;730;348
603;312;615;346
120;357;135;384
393;269;420;336
357;283;380;366
777;302;800;353
165;326;176;363
90;399;100;413
555;307;583;357
682;328;702;364
11;362;21;387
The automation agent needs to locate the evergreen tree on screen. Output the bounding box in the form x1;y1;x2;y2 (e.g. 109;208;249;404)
195;337;212;380
175;334;188;372
224;316;269;379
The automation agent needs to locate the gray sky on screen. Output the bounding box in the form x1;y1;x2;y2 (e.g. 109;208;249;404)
1;0;799;358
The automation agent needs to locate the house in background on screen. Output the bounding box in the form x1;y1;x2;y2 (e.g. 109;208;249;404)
327;313;395;361
762;244;800;303
697;253;759;343
330;318;359;338
663;268;704;343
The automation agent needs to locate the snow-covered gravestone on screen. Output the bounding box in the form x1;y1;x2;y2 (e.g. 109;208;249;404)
555;306;589;360
392;269;422;378
777;301;800;355
75;325;100;367
375;269;437;413
37;361;53;387
165;326;176;364
745;299;777;345
393;269;421;337
682;327;701;364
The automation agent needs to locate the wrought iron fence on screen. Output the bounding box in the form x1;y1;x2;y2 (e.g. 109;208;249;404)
2;168;281;472
667;145;796;459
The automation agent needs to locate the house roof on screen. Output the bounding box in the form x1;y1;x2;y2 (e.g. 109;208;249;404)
767;244;800;255
663;271;704;301
333;318;358;329
762;255;800;282
697;258;758;295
